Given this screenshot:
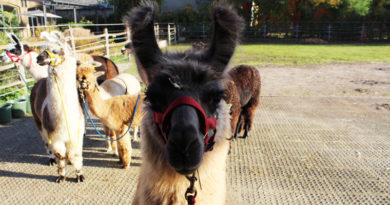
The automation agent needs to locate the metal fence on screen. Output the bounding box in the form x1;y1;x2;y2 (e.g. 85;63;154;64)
176;21;390;43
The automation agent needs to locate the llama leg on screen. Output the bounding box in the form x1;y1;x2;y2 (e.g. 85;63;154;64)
116;130;132;169
232;114;242;139
104;126;112;152
68;149;85;183
52;142;67;183
111;131;118;157
44;142;56;166
132;126;139;141
239;100;259;138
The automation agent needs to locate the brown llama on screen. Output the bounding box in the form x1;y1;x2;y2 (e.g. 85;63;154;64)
77;64;145;169
127;1;244;204
224;65;261;139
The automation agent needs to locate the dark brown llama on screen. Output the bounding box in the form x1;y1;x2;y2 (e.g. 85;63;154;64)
127;1;244;204
225;65;261;139
91;55;120;84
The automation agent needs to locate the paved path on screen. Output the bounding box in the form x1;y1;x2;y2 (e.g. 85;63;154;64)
1;63;389;204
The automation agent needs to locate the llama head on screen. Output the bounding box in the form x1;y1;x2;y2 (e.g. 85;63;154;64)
121;42;133;55
0;33;29;63
76;61;103;92
128;0;244;175
37;31;72;66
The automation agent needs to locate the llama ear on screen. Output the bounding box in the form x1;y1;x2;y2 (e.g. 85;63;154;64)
8;33;24;54
200;3;244;75
126;0;163;84
50;31;66;44
94;71;105;78
40;31;57;43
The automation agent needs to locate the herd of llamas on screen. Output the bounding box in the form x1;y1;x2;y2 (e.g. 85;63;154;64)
0;1;261;204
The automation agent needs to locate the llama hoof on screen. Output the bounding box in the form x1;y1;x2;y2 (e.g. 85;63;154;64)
56;175;66;183
49;158;56;166
77;175;85;183
122;164;130;169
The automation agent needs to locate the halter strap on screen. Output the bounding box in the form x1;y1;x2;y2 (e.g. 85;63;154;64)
153;96;217;152
45;49;63;66
5;50;21;63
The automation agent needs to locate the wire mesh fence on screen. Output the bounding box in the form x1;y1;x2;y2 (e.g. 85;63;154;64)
176;21;390;43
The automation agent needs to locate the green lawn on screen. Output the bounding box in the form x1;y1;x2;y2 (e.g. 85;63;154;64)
168;43;390;66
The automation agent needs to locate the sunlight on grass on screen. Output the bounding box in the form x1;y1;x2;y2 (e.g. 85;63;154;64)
168;43;390;66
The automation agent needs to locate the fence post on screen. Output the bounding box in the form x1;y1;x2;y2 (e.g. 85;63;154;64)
263;24;267;38
360;24;365;41
172;24;176;44
168;24;171;46
126;26;131;60
202;24;205;41
126;25;131;43
328;24;332;41
68;25;76;54
295;24;299;39
104;28;110;58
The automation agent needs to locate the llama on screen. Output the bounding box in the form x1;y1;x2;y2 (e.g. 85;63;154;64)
224;65;261;139
187;42;262;139
0;33;48;81
31;31;85;183
76;55;141;154
77;64;144;169
128;1;244;204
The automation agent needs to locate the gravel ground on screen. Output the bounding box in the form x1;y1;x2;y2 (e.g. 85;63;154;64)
0;62;389;204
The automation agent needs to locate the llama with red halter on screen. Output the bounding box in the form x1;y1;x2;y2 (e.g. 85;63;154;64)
0;33;48;81
127;1;244;204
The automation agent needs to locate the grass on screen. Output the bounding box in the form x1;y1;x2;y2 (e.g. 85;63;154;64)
168;43;390;66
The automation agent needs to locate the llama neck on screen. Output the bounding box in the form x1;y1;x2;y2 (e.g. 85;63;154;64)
83;84;109;120
47;57;80;117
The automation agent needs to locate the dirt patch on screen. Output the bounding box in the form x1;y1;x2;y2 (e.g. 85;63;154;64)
376;103;390;111
257;62;390;97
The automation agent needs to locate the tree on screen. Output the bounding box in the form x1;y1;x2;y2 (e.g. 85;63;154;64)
105;0;163;22
0;8;20;28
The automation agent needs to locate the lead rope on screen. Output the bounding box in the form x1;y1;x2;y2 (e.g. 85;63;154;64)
185;173;198;205
81;90;140;142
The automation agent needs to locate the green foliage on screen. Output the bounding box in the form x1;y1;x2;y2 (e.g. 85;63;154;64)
0;8;20;28
347;0;373;16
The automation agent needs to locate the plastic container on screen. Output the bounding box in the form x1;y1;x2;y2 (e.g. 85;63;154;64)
0;103;13;124
11;98;27;118
25;95;32;114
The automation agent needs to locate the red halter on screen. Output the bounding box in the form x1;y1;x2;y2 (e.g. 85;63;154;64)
153;96;217;152
5;50;21;63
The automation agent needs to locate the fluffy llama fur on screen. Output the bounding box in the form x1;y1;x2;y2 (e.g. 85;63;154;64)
224;65;261;138
77;65;144;169
31;31;85;182
77;57;141;154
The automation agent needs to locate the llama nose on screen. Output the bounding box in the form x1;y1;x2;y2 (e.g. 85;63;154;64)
167;106;204;174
